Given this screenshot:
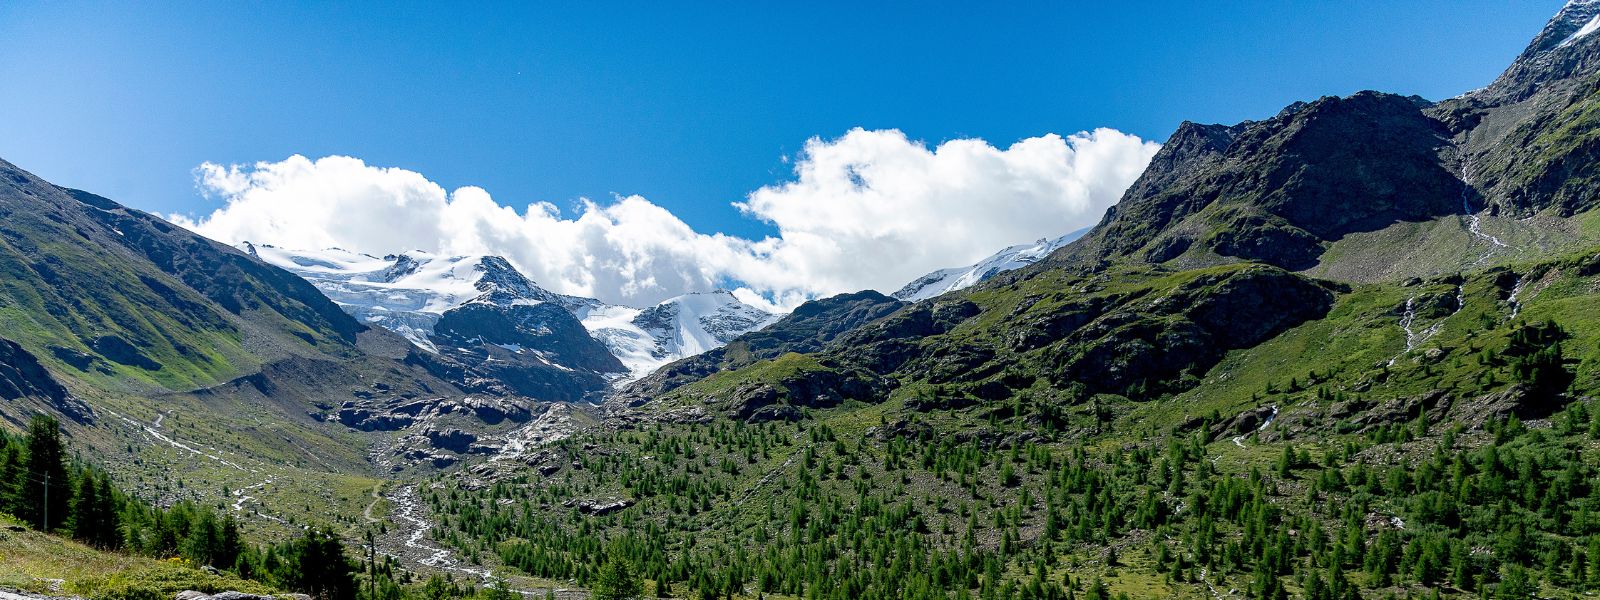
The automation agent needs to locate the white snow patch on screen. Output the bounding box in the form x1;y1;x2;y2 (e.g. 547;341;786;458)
1560;13;1600;47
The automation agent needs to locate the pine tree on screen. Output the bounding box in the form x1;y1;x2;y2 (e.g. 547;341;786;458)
1497;565;1532;600
287;527;356;600
20;415;71;531
594;552;643;600
69;469;107;547
91;472;120;549
1085;577;1109;600
185;510;224;567
0;442;23;517
218;514;242;570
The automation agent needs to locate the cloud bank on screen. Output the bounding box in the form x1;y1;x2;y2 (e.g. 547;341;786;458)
174;127;1158;309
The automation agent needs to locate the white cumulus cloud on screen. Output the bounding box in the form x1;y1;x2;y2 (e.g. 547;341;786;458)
174;128;1158;309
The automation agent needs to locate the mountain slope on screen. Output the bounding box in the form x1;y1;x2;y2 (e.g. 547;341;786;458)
1437;0;1600;221
1042;3;1600;286
0;337;91;426
1051;92;1462;275
0;160;365;393
632;263;1336;423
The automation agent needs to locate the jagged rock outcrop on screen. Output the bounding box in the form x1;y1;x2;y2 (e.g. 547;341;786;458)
1475;0;1600;105
1055;92;1458;273
1024;3;1600;284
1076;121;1247;262
1436;1;1600;219
725;361;892;423
416;301;621;402
433;302;623;375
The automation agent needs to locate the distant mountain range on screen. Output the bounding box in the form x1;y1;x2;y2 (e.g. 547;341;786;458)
243;245;777;387
246;231;1094;390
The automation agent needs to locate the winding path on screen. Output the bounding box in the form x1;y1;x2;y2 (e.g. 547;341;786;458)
104;408;298;527
105;408;252;473
363;483;385;524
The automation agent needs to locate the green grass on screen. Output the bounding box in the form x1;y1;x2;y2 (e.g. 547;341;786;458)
672;352;832;398
0;513;284;599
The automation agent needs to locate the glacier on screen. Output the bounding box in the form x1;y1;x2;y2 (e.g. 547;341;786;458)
243;243;774;382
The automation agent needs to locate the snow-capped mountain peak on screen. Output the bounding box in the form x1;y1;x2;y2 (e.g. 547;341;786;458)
246;243;774;383
892;228;1087;302
1499;0;1600;74
244;244;569;351
470;256;569;307
1549;1;1600;49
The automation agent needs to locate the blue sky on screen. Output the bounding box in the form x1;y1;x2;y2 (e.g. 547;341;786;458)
0;1;1560;242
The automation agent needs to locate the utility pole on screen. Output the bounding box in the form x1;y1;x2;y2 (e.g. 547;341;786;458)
367;529;376;599
43;471;49;532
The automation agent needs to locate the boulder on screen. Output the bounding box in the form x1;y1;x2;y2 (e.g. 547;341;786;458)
422;427;477;453
576;499;635;516
173;593;275;600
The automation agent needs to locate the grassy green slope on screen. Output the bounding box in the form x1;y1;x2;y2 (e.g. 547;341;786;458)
0;513;284;600
0;159;458;576
0;160;364;394
641;262;1335;428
